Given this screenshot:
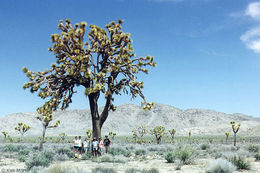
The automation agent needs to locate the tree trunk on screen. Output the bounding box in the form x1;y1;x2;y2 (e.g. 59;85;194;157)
88;92;101;139
39;124;47;151
88;90;111;139
234;133;236;146
20;133;24;142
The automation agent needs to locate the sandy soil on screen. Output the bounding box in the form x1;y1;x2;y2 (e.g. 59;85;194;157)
1;156;260;173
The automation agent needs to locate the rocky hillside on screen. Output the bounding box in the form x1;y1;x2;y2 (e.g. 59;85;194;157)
0;103;260;136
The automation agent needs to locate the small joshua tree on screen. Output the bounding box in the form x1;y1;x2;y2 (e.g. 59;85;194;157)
132;128;138;143
14;123;30;141
59;133;67;142
188;131;192;142
168;129;176;142
150;126;166;144
108;131;116;141
2;131;8;141
86;129;93;140
36;106;60;150
230;121;240;146
225;132;230;144
137;124;147;142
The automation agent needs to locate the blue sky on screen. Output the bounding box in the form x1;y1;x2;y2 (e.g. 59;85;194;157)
1;0;260;117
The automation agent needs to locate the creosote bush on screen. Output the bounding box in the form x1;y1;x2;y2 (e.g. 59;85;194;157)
165;152;176;163
248;144;259;153
206;158;235;173
125;168;159;173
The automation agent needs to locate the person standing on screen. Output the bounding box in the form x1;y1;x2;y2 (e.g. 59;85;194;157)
92;137;99;157
98;137;104;156
78;136;83;154
104;135;111;154
83;138;89;154
73;136;79;155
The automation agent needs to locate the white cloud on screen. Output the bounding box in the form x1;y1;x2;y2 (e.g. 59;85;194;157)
245;2;260;20
240;27;260;53
240;2;260;53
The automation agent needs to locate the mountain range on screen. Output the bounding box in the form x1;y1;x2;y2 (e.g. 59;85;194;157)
1;103;260;137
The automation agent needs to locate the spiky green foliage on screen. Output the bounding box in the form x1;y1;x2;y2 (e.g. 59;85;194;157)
58;133;67;142
230;121;240;146
168;129;176;142
150;126;166;144
86;129;93;139
137;124;147;140
225;132;230;144
14;122;30;141
36;110;60;150
108;131;116;141
2;131;8;140
22;19;155;138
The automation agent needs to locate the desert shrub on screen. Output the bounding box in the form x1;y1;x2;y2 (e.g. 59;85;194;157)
18;155;27;162
248;145;259;153
39;164;91;173
175;146;195;165
125;168;159;173
3;144;19;152
206;158;235;173
200;144;210;150
231;155;250;170
135;149;146;156
32;146;39;150
19;149;30;156
110;147;130;156
25;150;55;169
255;153;260;160
165;152;175;163
81;153;91;160
56;147;71;155
54;153;69;161
92;167;117;173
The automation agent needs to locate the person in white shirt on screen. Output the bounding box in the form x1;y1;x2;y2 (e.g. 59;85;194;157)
78;136;83;154
92;137;99;157
73;136;79;155
83;138;89;154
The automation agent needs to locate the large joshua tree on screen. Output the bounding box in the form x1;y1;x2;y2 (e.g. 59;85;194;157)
23;19;155;138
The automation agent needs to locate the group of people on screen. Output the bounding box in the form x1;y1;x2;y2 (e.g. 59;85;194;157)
73;135;111;157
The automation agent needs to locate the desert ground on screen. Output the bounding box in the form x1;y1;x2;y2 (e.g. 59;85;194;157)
1;136;260;173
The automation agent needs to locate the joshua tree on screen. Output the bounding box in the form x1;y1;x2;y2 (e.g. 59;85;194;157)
36;107;60;150
2;131;8;141
225;132;230;144
132;128;138;143
168;129;176;142
137;124;148;142
14;122;30;141
86;129;93;140
22;19;155;139
230;121;240;146
59;133;67;142
150;126;166;144
188;131;192;143
108;131;116;141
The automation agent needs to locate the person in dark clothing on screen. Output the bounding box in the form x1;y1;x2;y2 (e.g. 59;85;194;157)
103;135;111;154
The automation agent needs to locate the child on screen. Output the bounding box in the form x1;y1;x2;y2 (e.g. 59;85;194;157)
98;137;104;156
83;138;89;154
92;137;98;157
